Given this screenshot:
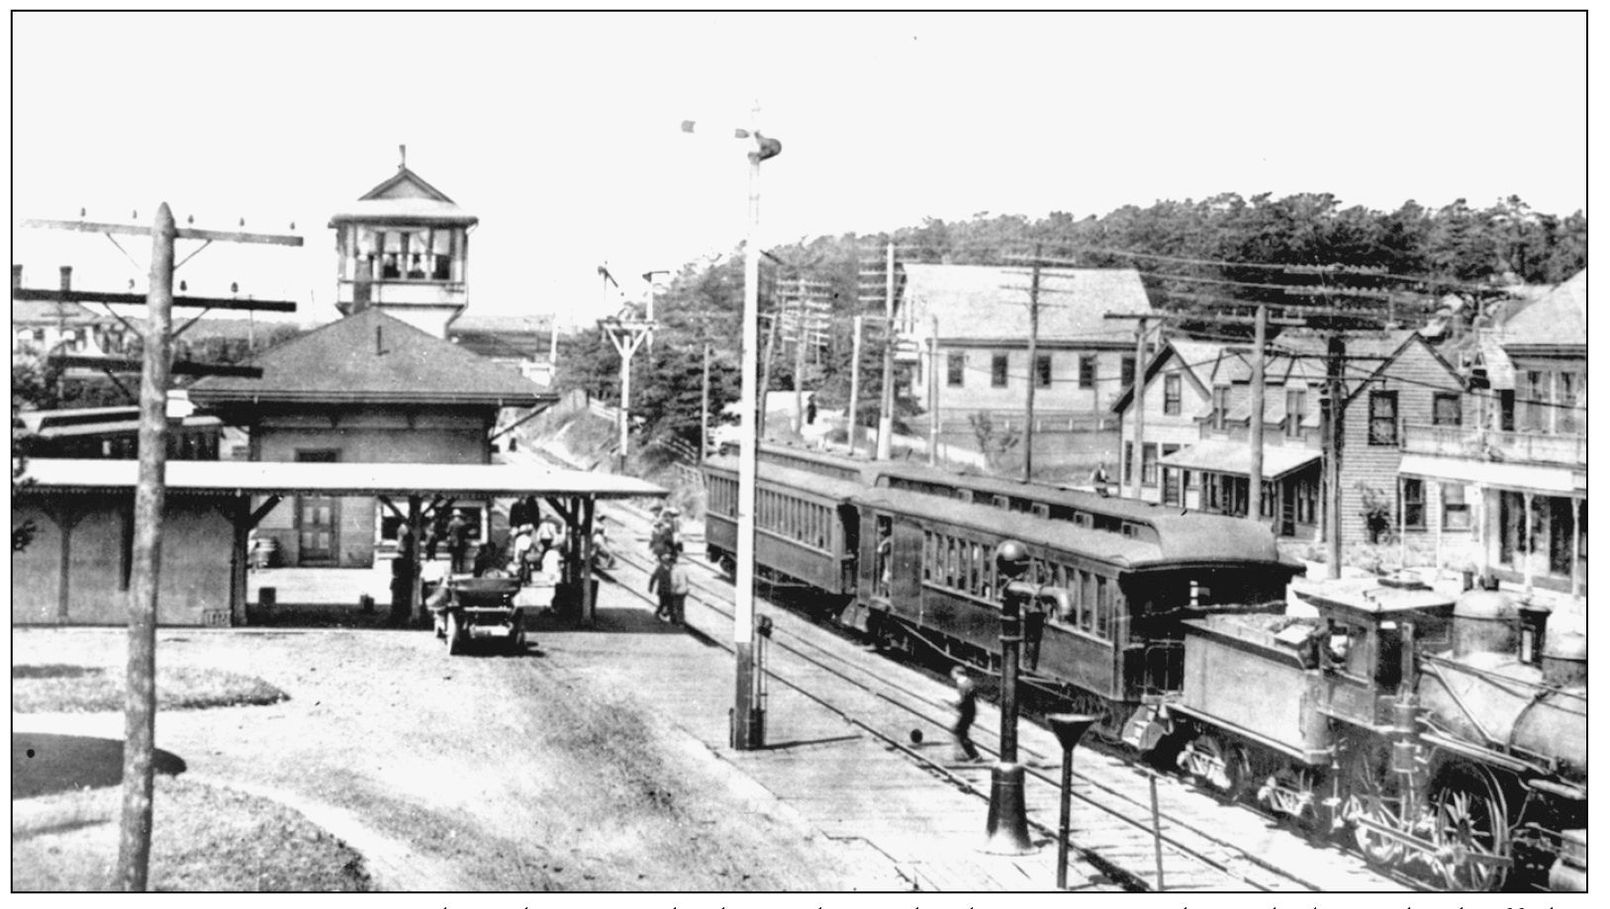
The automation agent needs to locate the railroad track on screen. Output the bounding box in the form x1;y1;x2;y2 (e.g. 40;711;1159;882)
595;499;1413;893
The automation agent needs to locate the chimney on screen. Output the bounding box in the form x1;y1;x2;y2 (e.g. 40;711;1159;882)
57;265;72;331
375;325;385;356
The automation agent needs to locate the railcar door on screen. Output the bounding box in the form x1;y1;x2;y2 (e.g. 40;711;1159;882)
837;504;859;594
889;517;924;622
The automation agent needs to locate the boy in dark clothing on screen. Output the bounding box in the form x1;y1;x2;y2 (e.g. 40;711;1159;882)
647;552;690;624
949;665;981;761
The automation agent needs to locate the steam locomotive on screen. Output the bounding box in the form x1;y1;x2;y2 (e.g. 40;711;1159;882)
702;446;1586;890
1161;580;1586;891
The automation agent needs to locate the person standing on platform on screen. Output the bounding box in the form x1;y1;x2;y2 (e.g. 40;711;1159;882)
390;523;416;624
666;551;690;624
445;509;471;575
948;665;982;762
648;552;676;621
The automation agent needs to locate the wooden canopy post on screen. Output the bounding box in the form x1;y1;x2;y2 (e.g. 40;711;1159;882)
580;496;597;626
408;495;424;625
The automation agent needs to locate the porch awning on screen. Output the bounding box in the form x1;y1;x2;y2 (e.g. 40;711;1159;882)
1398;454;1584;497
1159;440;1321;481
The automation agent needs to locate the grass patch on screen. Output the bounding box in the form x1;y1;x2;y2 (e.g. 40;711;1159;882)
12;664;289;714
12;776;372;891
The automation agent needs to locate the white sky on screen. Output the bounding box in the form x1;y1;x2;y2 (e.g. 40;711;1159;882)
8;10;1590;329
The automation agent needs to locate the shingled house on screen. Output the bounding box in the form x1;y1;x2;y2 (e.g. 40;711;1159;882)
896;264;1152;472
189;307;552;567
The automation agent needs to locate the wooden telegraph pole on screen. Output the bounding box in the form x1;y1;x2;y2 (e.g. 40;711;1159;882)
118;204;176;891
848;315;863;456
1247;305;1268;523
700;342;711;462
1129;317;1148;500
876;241;895;460
1023;247;1043;483
22;208;300;891
928;315;940;467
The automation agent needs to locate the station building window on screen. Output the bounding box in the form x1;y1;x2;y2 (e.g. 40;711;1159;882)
991;352;1009;388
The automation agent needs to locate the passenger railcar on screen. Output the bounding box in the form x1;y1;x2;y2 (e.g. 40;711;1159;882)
845;486;1300;734
703;455;862;603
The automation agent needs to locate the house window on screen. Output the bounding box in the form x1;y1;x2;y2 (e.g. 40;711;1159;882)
1163;373;1181;415
1368;390;1398;446
1401;477;1425;530
1557;372;1582;434
1212;385;1229;431
1160;444;1180;505
1123;441;1134;484
1142;443;1158;487
1296;476;1317;525
947;352;965;387
1442;482;1470;531
1285;387;1306;438
1499;389;1515;431
1079;355;1096;389
1522;371;1548;432
1035;354;1052;389
1121;356;1136;389
991;352;1009;388
1432;392;1462;427
1260;481;1276;519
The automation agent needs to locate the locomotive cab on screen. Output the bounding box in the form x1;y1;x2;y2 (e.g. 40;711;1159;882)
1292;580;1454;730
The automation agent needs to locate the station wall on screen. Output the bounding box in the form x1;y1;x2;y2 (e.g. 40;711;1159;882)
12;494;235;626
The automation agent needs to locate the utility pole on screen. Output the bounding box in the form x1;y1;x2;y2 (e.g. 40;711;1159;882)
117;205;175;892
1024;246;1042;483
1324;332;1346;579
848;314;863;456
928;315;940;467
600;315;654;468
1247;304;1267;524
700;342;711;462
792;278;807;434
1129;316;1148;500
758;311;779;434
876;240;895;460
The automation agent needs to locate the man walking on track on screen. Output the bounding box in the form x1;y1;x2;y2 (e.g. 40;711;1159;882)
948;665;981;762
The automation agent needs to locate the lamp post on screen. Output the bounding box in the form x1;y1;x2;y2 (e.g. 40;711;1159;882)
983;540;1037;855
1047;712;1099;889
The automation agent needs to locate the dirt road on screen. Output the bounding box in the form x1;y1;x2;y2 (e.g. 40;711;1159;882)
12;625;900;891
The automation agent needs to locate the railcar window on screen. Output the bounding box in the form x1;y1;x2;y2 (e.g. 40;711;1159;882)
992;495;1010;510
1082;571;1097;633
1096;576;1113;638
1074;512;1090;528
1031;502;1050;519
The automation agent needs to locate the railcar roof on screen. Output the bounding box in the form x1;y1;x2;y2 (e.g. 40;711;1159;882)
877;462;1181;522
703;455;867;502
854;487;1174;568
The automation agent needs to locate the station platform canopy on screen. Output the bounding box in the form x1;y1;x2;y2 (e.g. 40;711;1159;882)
16;458;667;500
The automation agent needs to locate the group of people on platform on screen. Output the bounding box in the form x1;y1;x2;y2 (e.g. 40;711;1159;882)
647;506;688;624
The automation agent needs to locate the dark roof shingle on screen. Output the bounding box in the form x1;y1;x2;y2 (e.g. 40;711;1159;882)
189;308;548;406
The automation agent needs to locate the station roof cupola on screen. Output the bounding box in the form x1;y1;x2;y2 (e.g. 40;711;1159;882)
329;147;478;338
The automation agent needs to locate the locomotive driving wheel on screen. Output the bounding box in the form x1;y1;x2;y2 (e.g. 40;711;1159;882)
1343;742;1405;867
1431;766;1511;891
